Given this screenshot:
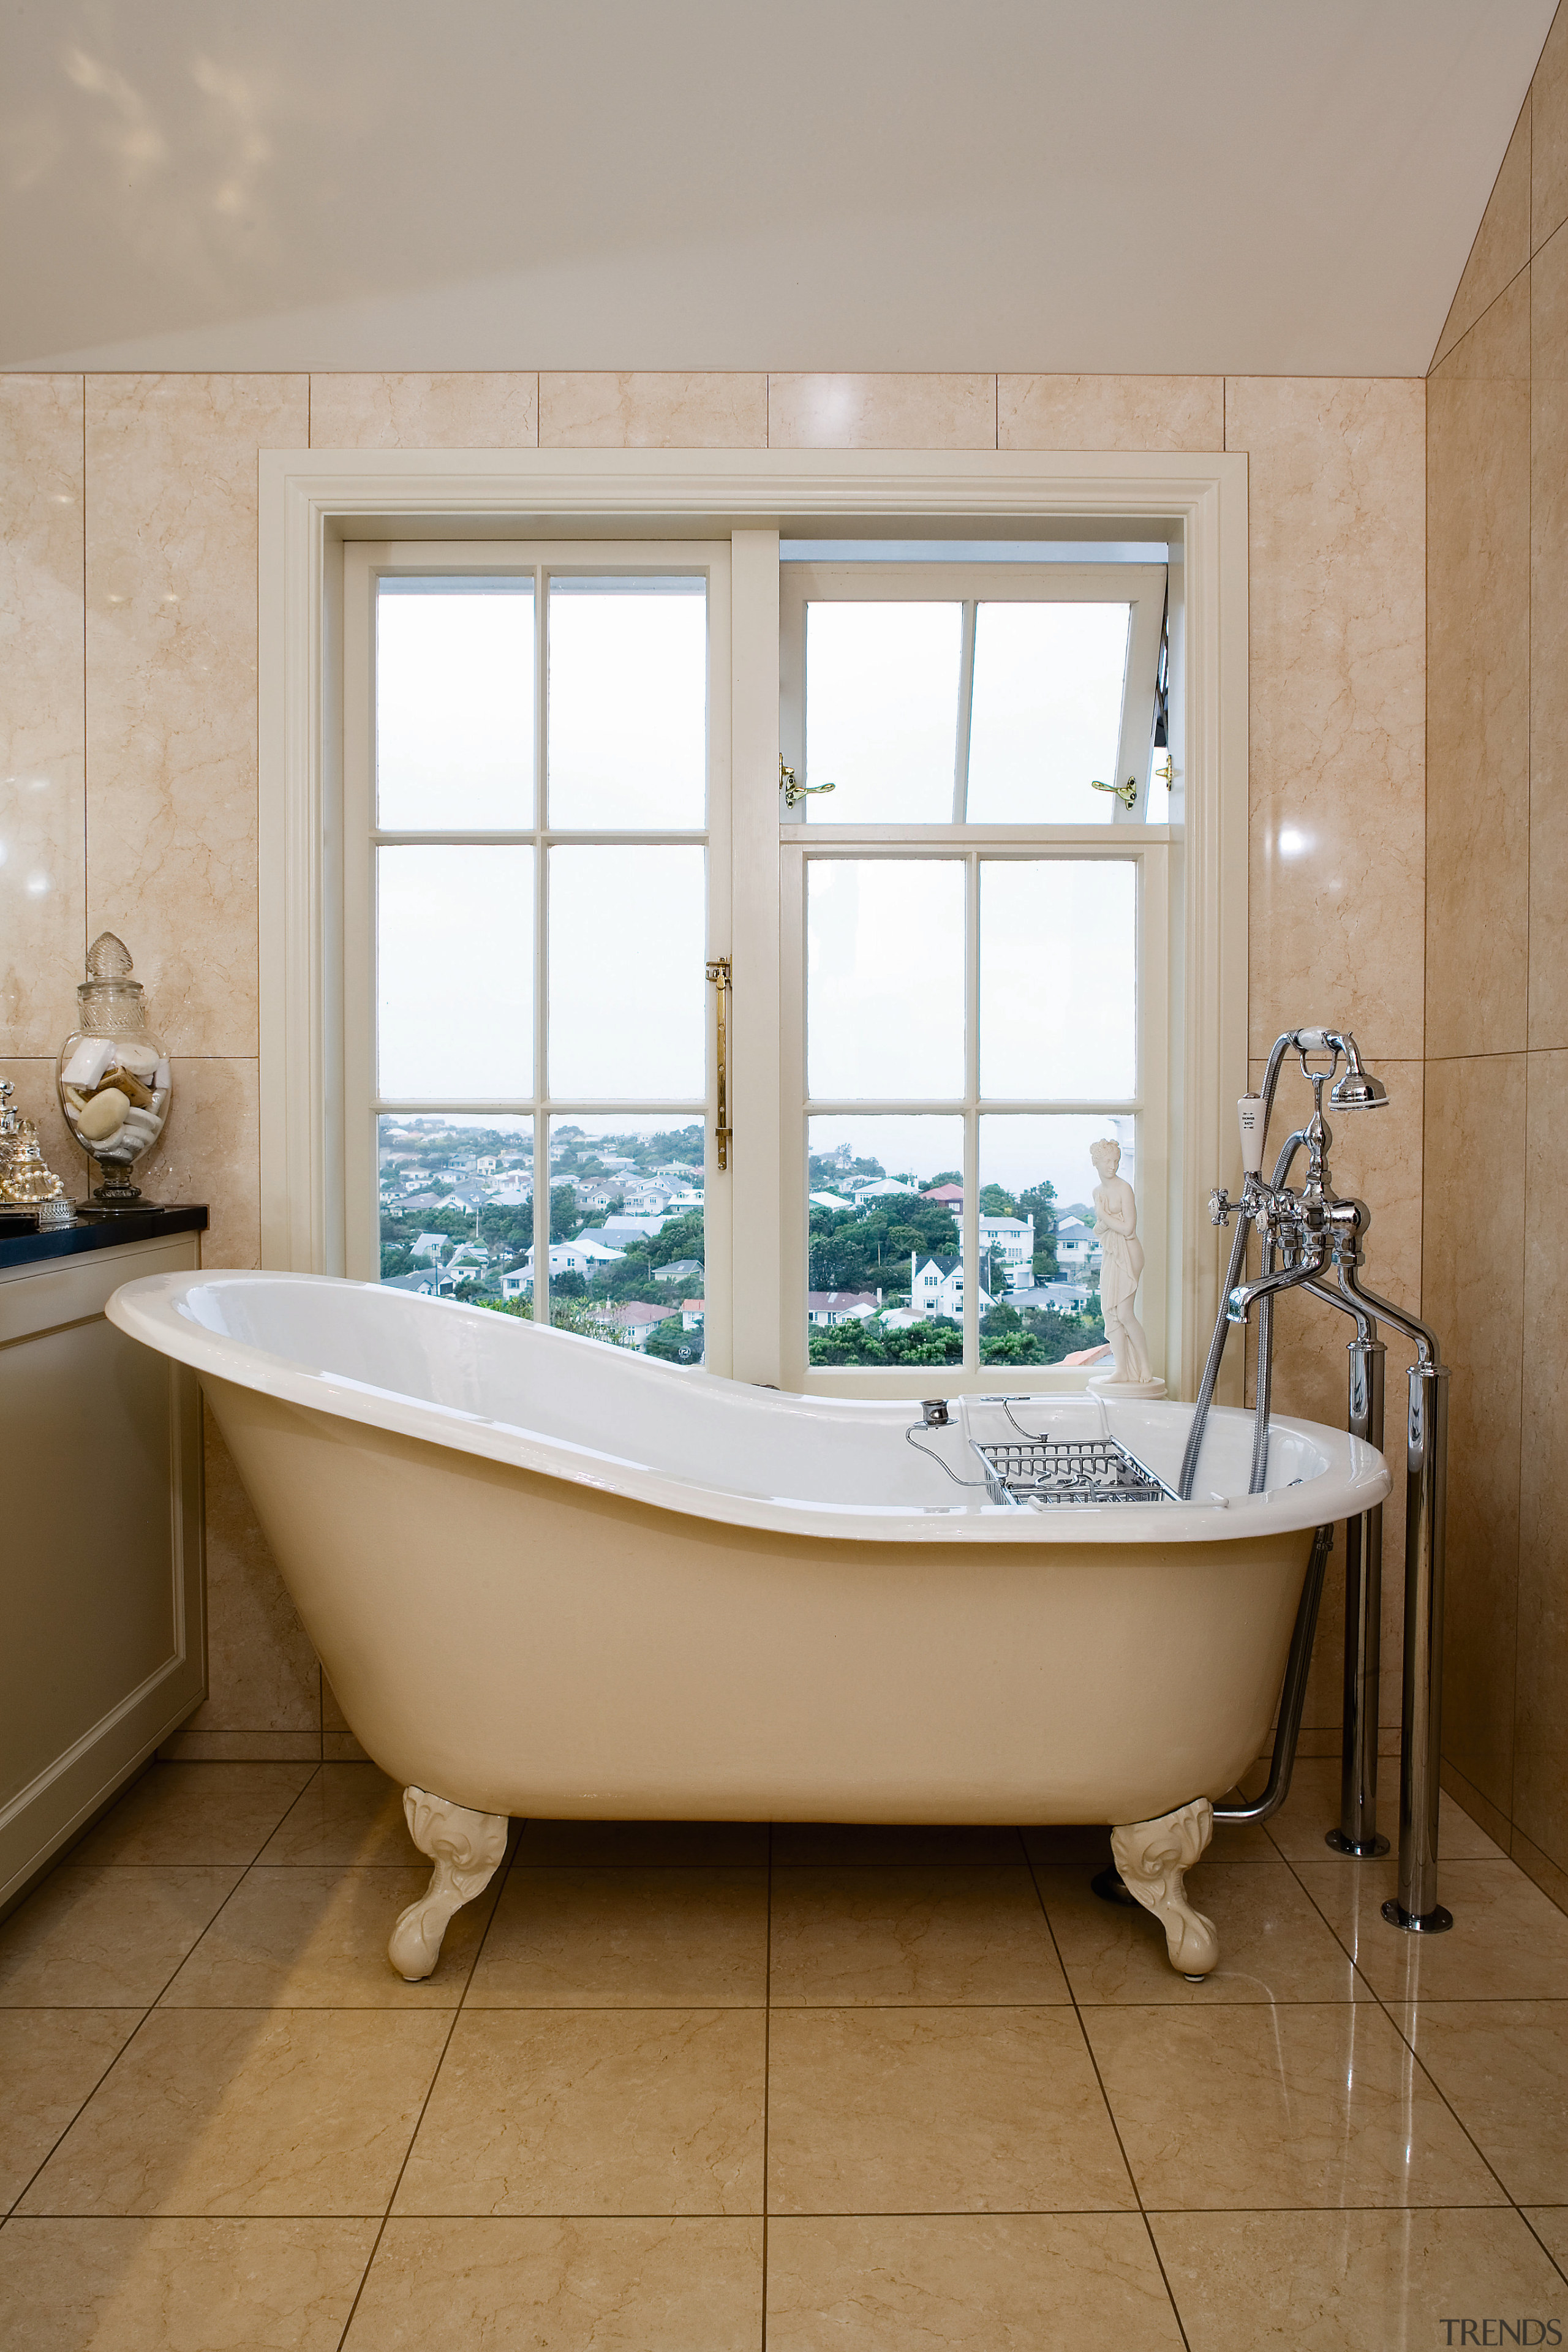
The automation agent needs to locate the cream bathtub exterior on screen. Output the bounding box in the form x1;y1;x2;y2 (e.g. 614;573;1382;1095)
107;1271;1389;1825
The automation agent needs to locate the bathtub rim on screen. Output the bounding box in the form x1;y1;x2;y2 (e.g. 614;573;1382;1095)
107;1267;1391;1549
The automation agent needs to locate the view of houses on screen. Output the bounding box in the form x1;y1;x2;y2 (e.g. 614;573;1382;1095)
378;1121;1109;1369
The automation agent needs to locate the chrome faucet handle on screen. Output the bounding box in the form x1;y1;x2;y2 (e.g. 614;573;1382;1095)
1209;1186;1236;1227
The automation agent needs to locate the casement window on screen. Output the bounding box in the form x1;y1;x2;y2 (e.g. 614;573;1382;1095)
339;529;1179;1396
265;450;1247;1403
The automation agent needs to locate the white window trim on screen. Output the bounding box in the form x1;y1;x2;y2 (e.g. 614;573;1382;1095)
259;448;1248;1400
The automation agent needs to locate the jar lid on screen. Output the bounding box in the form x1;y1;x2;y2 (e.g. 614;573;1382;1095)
78;931;145;1006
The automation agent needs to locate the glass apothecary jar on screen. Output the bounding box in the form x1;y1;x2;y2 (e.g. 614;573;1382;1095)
56;933;171;1212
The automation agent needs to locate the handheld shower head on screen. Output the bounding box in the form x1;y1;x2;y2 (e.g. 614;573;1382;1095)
1327;1033;1389;1112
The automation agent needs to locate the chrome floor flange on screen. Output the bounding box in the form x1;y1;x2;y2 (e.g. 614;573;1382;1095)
1381;1896;1453;1934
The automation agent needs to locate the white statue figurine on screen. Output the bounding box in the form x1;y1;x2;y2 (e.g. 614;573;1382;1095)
1088;1139;1164;1396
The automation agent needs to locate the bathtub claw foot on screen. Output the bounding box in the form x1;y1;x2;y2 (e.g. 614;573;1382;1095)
388;1786;509;1981
1110;1798;1219;1979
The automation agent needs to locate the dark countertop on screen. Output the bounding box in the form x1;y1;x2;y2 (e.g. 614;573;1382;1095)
0;1204;208;1272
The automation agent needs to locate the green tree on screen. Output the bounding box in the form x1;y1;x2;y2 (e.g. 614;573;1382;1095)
1019;1178;1060;1278
978;1182;1019;1217
549;1183;581;1241
644;1315;701;1363
380;1243;413;1280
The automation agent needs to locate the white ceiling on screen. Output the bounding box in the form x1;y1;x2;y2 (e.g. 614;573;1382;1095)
0;0;1553;375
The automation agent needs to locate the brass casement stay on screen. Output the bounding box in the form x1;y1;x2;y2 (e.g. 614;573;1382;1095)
1090;775;1139;811
1154;755;1174;788
706;955;733;1169
780;756;835;808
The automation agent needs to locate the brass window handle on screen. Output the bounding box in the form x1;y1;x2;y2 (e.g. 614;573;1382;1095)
780;756;835;807
706;956;733;1170
1090;775;1139;811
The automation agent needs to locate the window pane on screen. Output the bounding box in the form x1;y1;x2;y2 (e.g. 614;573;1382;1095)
804;602;961;822
978;1115;1133;1365
377;846;533;1099
376;581;534;830
807;861;965;1100
807;1115;965;1366
377;1113;533;1292
967;602;1130;824
548;845;706;1096
548;578;707;828
538;1115;706;1359
979;861;1136;1100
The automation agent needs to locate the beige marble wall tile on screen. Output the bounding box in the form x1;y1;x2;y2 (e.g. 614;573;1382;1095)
1512;1822;1568;1918
1515;1050;1568;1873
767;374;995;450
85;374;307;1059
1422;1054;1526;1818
127;1057;258;1267
1531;224;1568;1049
540;373;766;449
1534;0;1568;252
1226;378;1426;1063
1433;98;1531;368
0;378;85;1060
186;1417;320;1738
308;372;537;450
998;375;1223;451
1427;282;1531;1059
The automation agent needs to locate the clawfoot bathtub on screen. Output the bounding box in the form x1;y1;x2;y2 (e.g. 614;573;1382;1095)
107;1273;1389;1982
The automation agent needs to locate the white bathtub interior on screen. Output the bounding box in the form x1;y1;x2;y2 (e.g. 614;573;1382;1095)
169;1272;1334;1516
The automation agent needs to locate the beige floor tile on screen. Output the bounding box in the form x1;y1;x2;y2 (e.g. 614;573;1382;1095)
766;2008;1133;2215
1038;1861;1367;2005
1393;2001;1568;2201
0;1866;243;2006
767;2213;1185;2350
72;1763;319;1865
256;1764;420;1866
1153;2208;1566;2350
1294;1855;1568;1999
466;1868;767;2007
773;1824;1023;1866
0;2215;376;2350
158;1866;497;2008
342;2216;764;2348
0;2010;140;2210
393;2008;765;2216
1523;2206;1568;2270
1264;1756;1503;1862
769;1866;1068;2007
511;1819;767;1866
1087;2004;1502;2209
19;2006;450;2215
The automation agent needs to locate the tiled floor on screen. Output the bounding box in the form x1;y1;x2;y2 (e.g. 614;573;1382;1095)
1;1757;1565;2348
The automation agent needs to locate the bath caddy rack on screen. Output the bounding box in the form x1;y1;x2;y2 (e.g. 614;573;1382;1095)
973;1433;1174;1508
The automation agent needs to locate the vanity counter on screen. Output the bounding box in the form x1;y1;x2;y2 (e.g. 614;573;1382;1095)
0;1202;207;1270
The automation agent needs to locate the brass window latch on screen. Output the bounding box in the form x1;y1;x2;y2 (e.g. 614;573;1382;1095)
706;956;733;1170
1090;775;1139;811
1154;755;1174;788
780;756;835;807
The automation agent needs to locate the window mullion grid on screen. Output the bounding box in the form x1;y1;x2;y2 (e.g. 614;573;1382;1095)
534;561;550;1332
951;601;976;824
963;851;981;1372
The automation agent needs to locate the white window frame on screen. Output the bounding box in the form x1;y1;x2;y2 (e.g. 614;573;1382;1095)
259;449;1248;1403
778;557;1168;1396
339;538;733;1368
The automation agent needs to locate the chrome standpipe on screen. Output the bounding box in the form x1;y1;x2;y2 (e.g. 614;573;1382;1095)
1327;1327;1389;1856
1188;1028;1451;1934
